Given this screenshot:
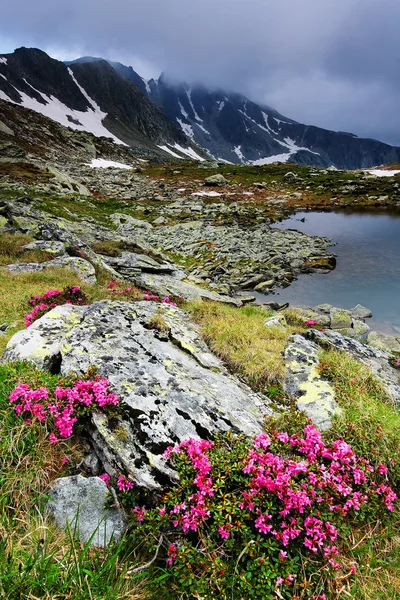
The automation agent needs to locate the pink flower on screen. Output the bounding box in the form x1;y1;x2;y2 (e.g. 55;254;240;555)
49;433;59;444
98;474;110;486
117;475;134;491
218;524;233;539
61;457;69;465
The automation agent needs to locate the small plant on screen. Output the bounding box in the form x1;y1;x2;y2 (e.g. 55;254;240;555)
125;414;397;600
9;368;119;443
25;286;88;326
147;312;170;334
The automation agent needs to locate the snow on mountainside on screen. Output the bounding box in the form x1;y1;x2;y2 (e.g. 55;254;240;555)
78;56;400;169
0;48;207;162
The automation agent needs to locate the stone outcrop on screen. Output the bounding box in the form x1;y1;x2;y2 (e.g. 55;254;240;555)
294;304;373;341
305;329;400;405
284;335;340;430
4;301;272;489
47;475;126;546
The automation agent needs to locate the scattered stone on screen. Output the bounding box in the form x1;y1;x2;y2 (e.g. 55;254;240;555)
314;304;332;314
264;314;287;327
284;335;340;430
204;174;228;186
254;280;275;292
283;172;297;183
47;475;126;547
351;304;373;319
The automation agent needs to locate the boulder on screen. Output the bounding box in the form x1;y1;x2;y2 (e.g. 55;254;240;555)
283;172;297;183
23;240;67;257
351;304;373;319
5;301;272;489
284;335;340;430
204;174;228;186
330;307;352;329
367;331;400;354
7;256;96;284
47;475;126;547
264;314;287;328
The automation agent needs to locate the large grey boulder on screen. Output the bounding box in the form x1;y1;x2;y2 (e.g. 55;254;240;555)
3;304;84;371
5;301;271;489
284;335;340;430
47;475;126;547
23;240;67;257
306;329;400;405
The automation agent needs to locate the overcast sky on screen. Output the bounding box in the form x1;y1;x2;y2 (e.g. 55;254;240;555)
1;0;400;145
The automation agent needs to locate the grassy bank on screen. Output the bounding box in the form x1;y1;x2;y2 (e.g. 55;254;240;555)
0;266;399;597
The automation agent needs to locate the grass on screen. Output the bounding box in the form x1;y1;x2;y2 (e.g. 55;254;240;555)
186;300;301;390
319;350;400;599
0;362;150;600
0;265;143;354
0;232;50;266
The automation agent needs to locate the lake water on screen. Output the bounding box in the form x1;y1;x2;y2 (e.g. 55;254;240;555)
258;209;400;335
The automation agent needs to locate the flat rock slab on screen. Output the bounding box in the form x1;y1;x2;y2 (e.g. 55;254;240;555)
5;300;271;489
284;335;341;430
47;475;126;547
7;257;96;284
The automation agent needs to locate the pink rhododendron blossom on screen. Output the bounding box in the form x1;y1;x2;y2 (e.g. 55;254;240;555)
117;475;134;491
98;474;111;486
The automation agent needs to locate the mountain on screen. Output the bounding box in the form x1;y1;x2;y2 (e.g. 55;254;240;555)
0;47;206;161
2;48;400;169
69;56;400;169
140;76;400;169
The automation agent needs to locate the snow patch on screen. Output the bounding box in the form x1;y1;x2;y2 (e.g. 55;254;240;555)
186;87;202;122
177;118;194;138
251;153;292;166
67;68;100;112
142;78;151;95
234;145;245;162
274;117;290;125
172;143;205;161
0;57;7;65
0;76;125;145
217;100;225;112
88;158;133;169
178;100;188;119
157;145;184;159
196;123;210;135
191;191;221;197
367;169;400;177
262;112;279;135
0;74;7;81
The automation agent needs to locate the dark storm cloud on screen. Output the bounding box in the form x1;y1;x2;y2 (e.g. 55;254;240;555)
1;0;400;144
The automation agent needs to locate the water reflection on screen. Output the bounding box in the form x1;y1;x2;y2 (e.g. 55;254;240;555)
257;209;400;334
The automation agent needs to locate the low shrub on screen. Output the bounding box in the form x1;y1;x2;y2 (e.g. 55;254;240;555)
9;368;119;443
25;285;89;326
123;414;397;600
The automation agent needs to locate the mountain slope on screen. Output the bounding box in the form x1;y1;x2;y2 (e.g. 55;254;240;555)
0;48;206;161
146;76;400;168
81;55;400;169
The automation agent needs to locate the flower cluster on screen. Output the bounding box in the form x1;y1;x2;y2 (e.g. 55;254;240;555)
142;289;184;307
25;286;88;327
9;375;119;442
128;419;397;600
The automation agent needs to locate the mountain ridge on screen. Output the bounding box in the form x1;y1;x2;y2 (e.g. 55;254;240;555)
1;47;400;168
